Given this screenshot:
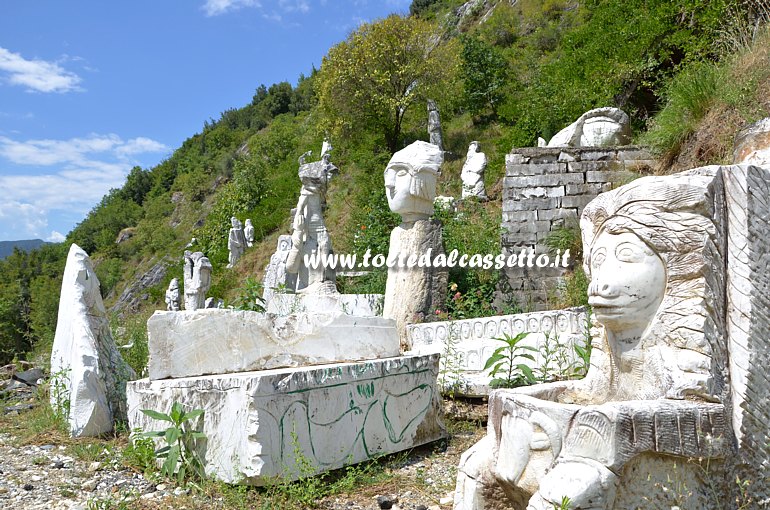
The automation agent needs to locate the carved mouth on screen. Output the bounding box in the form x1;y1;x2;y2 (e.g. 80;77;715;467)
588;298;624;315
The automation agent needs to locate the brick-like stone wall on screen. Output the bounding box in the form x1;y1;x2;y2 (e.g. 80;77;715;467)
502;146;654;309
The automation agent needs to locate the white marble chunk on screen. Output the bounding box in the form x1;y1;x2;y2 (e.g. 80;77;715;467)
147;309;400;380
128;354;445;484
266;293;383;317
51;244;135;437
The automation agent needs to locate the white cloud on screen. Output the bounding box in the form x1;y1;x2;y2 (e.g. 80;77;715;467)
116;137;169;157
0;47;83;93
279;0;310;13
47;231;65;243
0;133;168;240
202;0;261;16
202;0;311;18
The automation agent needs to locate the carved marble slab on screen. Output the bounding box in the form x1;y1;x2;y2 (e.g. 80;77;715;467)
147;309;399;380
128;354;445;484
406;309;588;396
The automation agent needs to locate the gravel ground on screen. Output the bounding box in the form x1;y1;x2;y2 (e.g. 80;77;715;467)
1;372;487;510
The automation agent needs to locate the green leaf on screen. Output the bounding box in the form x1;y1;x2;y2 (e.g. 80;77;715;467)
518;364;535;382
141;409;173;422
483;353;505;371
170;402;184;423
184;409;204;422
165;426;181;445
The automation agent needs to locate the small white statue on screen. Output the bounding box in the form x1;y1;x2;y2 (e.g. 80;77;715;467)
183;250;212;311
321;137;332;158
244;219;255;248
227;217;247;268
461;141;488;200
164;278;181;311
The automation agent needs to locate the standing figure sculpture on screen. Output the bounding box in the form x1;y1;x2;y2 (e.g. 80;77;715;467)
427;99;444;151
461;141;488;200
164;278;181;311
227;217;247;268
285;153;339;294
383;140;448;347
183;250;212;311
244;219;255;248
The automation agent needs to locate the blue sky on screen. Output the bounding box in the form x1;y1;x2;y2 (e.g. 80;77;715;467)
0;0;410;242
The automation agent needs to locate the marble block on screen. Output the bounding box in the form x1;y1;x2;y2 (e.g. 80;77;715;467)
147;309;400;380
266;293;384;316
50;244;135;437
127;354;446;484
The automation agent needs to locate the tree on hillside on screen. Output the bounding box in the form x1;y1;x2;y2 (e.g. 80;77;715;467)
316;14;459;153
461;36;507;117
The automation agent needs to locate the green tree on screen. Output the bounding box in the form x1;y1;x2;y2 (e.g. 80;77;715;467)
460;36;508;116
317;14;459;153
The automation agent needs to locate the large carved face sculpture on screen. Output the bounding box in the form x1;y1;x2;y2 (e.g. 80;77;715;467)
580;170;721;399
384;140;442;222
587;231;666;334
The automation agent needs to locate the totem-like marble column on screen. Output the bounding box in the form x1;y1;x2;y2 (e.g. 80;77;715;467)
383;140;447;349
427;99;444;151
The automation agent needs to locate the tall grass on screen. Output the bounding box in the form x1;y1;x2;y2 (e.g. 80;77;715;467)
642;62;726;159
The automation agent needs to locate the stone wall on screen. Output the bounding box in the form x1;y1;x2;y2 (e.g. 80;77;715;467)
502;146;654;309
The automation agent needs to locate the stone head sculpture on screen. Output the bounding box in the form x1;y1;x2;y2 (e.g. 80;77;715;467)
384;140;443;223
580;171;722;401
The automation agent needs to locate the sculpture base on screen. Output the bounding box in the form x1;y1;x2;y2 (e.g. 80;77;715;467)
128;354;445;485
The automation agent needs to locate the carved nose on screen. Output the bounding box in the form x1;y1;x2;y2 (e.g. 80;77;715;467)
589;280;618;297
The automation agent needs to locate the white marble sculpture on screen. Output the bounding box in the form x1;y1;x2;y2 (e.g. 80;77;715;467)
454;168;748;510
50;244;135;437
546;107;631;147
461;141;488;200
428;99;444;151
244;219;255;248
733;117;770;166
227;217;247;268
383;141;448;347
262;235;296;304
183;250;212;311
164;278;181;311
321;137;332;158
285;154;339;294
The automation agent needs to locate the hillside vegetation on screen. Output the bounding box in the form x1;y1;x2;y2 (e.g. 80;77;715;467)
1;0;768;368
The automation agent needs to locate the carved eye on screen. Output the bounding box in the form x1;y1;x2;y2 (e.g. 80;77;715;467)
396;169;408;177
591;248;606;269
616;242;644;262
